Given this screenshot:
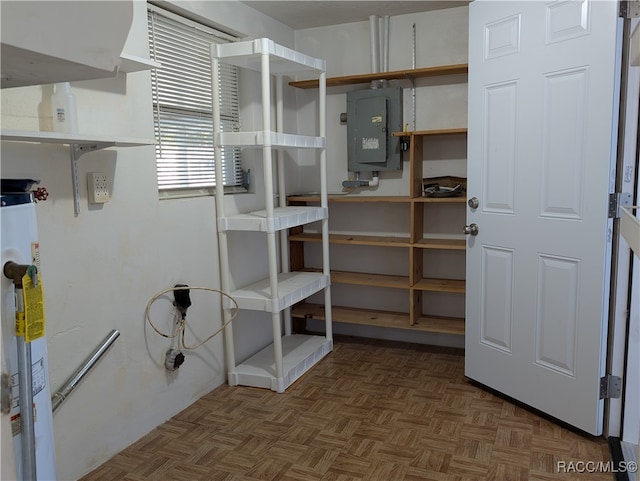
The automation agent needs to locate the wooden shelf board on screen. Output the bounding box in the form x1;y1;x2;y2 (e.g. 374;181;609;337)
393;128;468;137
288;194;465;204
289;232;411;247
332;270;409;288
415;238;467;250
412;196;467;204
300;268;409;289
290;233;465;250
288;195;410;203
292;302;464;335
413;196;467;203
413;278;466;293
414;315;465;336
289;64;468;89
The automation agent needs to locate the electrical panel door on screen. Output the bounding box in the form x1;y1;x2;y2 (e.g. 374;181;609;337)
347;87;403;172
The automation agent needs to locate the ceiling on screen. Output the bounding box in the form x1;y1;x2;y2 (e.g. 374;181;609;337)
241;1;469;30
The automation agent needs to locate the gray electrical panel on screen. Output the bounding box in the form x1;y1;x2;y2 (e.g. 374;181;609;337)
347;87;403;172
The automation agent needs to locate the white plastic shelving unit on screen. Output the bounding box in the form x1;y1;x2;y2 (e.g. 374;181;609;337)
211;38;332;393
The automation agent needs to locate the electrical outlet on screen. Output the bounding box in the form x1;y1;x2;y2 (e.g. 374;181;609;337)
88;172;110;204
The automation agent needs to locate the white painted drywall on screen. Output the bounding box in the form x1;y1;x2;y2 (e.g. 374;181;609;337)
0;1;295;479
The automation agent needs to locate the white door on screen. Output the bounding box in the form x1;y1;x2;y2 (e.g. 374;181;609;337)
466;0;620;435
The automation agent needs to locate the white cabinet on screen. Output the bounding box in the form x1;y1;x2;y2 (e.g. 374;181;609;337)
211;38;332;392
0;1;143;88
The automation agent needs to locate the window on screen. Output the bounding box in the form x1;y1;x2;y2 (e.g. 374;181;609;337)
147;5;242;193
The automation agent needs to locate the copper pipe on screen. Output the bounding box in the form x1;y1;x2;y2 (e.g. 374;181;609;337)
3;261;28;288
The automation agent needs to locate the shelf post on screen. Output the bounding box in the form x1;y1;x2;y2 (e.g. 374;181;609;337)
259;41;285;386
275;75;293;337
211;52;237;383
318;71;333;340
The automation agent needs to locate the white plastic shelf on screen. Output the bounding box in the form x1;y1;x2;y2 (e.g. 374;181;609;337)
119;53;161;73
215;131;326;149
214;38;326;74
229;334;333;392
229;272;329;313
219;206;327;233
0;129;154;146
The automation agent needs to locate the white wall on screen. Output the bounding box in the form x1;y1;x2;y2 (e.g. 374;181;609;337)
292;7;469;346
0;1;295;479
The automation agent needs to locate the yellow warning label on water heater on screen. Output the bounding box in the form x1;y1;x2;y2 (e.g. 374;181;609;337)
22;273;45;341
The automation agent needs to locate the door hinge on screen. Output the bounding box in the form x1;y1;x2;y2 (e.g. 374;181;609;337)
600;375;622;399
620;0;640;18
609;192;632;218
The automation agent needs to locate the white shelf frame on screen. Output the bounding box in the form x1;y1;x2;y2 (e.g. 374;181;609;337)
212;38;332;392
218;206;328;233
1;130;154;216
227;271;329;313
229;334;333;392
212;38;326;74
214;131;325;149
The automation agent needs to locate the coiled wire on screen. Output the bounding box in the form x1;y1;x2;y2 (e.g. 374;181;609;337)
145;286;239;350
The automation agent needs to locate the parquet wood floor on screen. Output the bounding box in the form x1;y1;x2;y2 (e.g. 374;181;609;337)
80;337;613;481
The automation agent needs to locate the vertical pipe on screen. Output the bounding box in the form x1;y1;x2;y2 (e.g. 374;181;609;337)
260;41;284;386
211;50;236;382
369;15;380;74
382;16;390;73
319;72;333;339
15;289;37;481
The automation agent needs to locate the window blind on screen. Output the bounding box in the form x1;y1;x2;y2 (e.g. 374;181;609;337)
148;7;242;191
